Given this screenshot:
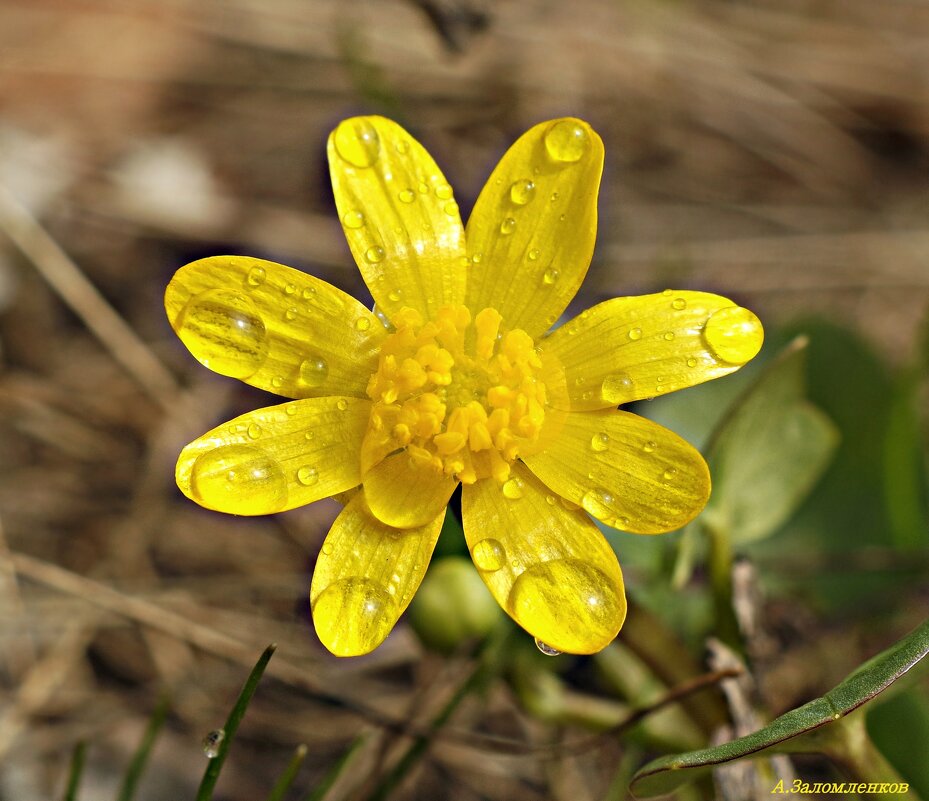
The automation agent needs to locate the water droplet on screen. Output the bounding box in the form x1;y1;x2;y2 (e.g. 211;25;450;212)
590;432;609;452
618;515;631;528
312;578;398;655
550;191;560;202
544;120;590;163
662;288;673;296
601;372;634;402
284;283;296;296
271;376;283;389
297;466;319;486
417;181;429;194
302;287;316;300
285;306;298;321
687;357;698;368
321;541;333;556
396;139;410;154
703;306;764;365
246;265;266;287
355;317;371;332
433;183;452;200
500;217;516;235
643;440;657;453
528;248;540;261
471;538;506;572
202;729;225;759
502;477;524;499
333;118;380;168
336;399;348;411
535;638;561;656
672;297;687;310
509;179;536;205
581;488;615;522
663;331;675;341
388;289;402;302
471;252;483;264
342;210;365;229
178;289;269;379
246;423;262;439
663;468;678;481
506;559;624;653
285;404;297;416
545;494;556;505
541;268;559;286
443;200;459;216
398;188;415;203
190;444;287;514
298;357;328;388
365;245;385;263
304;431;315;441
628;327;643;341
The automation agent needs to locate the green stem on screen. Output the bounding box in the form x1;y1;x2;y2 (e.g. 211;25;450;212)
62;741;86;801
706;521;741;648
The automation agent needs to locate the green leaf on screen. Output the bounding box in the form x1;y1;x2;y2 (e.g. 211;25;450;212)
196;644;276;801
62;741;86;801
630;617;929;797
702;337;839;545
303;735;366;801
117;694;170;801
266;744;308;801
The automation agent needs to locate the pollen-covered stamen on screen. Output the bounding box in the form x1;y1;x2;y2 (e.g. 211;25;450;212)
363;305;548;484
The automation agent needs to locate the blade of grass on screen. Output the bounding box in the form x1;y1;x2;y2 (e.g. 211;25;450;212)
303;735;367;801
116;694;170;801
62;741;86;801
196;643;276;801
265;744;308;801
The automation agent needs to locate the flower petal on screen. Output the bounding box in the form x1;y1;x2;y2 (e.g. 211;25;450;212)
522;409;710;534
362;453;459;529
541;291;764;410
328;116;467;322
462;462;626;654
165;256;384;397
465;118;603;339
311;494;444;656
176;397;369;515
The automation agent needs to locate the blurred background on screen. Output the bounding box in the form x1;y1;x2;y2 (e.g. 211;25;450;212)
0;0;927;799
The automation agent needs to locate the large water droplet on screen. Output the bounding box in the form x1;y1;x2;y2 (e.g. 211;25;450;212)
471;538;506;572
333;118;380;168
355;317;372;332
246;265;266;287
509;179;536;205
672;297;687;310
297;466;319;486
299;357;329;388
581;487;615;523
643;440;657;453
541;268;559;286
601;372;634;402
190;444;287;514
507;558;624;653
202;729;225;759
502;477;524;500
246;423;261;440
285;306;298;321
627;327;643;341
544;120;590;163
398;188;415;203
342;210;365;229
590;432;610;452
312;578;398;656
535;638;561;656
178;289;269;379
365;245;385;263
500;217;517;235
434;183;453;200
703;306;764;365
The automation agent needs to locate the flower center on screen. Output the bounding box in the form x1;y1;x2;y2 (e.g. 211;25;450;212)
362;305;547;484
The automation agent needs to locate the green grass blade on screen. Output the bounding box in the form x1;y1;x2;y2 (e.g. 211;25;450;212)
302;735;366;801
116;694;169;801
196;643;277;801
265;744;308;801
62;741;86;801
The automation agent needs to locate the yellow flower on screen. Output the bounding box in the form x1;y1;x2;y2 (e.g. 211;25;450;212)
165;117;763;657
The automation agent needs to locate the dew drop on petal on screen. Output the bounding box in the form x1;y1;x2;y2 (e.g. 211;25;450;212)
336;399;348;411
355;317;371;332
434;183;453;200
297;466;319;486
581;487;615;523
398;189;415;204
502;477;524;500
202;729;225;759
509;179;536;205
643;440;657;453
535;638;561;656
443;200;459;216
247;423;261;440
333;118;380;168
417;181;429;194
662;288;673;296
663;468;678;482
528;248;540;261
601;372;634;402
544;120;590;163
396;139;410;154
506;558;624;653
285;306;298;321
672;297;687;310
190;444;287;514
541;268;559;286
471;252;483;264
302;286;317;300
312;578;398;655
500;217;517;235
663;331;675;341
365;246;385;264
298;357;328;388
687;356;698;368
471;538;506;572
178;289;269;379
284;283;296;296
590;432;610;452
388;289;403;302
342;210;365;229
246;265;266;287
703;306;764;365
628;327;643;341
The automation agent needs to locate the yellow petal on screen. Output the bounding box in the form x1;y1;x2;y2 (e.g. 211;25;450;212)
465;118;603;339
362;453;459;529
462;462;625;654
523;409;710;534
176;396;369;515
328;116;467;322
311;494;444;656
165;256;384;398
541;291;764;411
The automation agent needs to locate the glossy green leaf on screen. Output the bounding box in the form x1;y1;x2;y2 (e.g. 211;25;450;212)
701;337;839;544
631;617;929;797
